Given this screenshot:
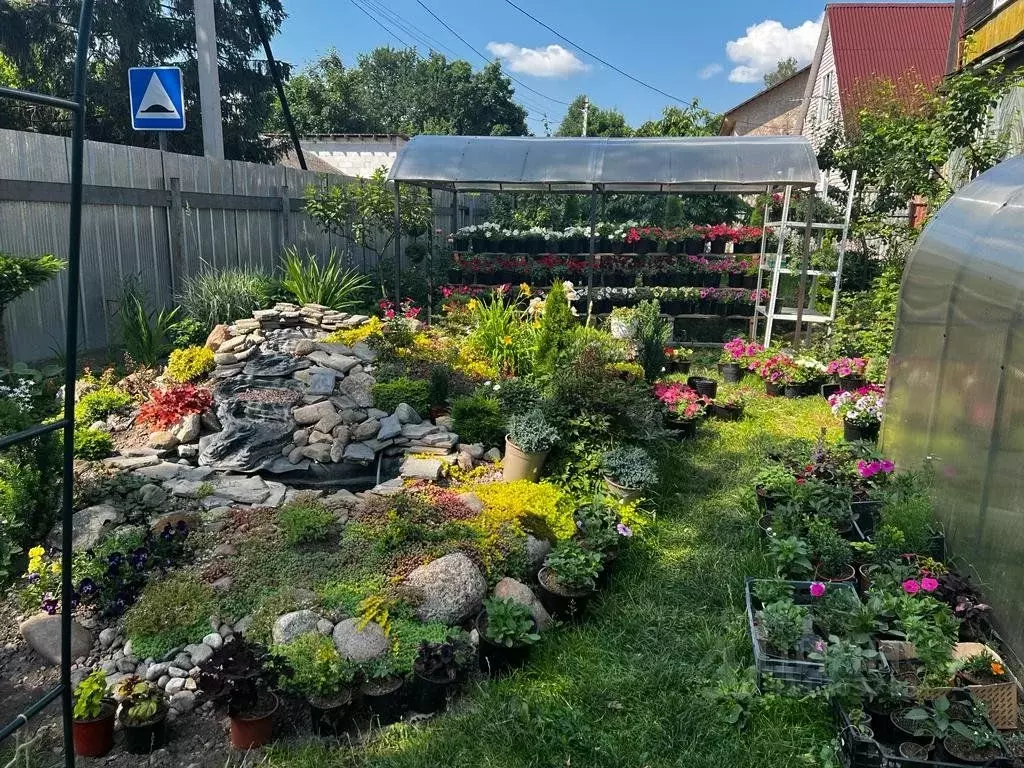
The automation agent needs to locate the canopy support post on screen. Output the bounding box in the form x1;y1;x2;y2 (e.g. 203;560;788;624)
793;189;815;347
586;186;600;325
426;185;434;326
392;181;402;306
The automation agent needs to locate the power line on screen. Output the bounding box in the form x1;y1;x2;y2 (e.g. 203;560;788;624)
414;0;571;107
349;0;412;48
501;0;697;108
361;0;459;58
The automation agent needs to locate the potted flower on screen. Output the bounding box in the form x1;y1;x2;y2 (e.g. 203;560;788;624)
712;390;746;421
477;597;541;676
503;408;558;482
574;500;632;583
785;358;826;398
360;657;407;727
757;352;795;396
719;337;763;382
115;676;169;754
663;346;693;374
667;390;709;438
828;386;885;442
411;636;474;715
608;306;636;339
601;446;659;501
537;540;604;620
826;357;869;391
807;519;855;583
271;633;356;738
956;647;1019;729
72;669;116;757
685;375;717;399
198;637;281;750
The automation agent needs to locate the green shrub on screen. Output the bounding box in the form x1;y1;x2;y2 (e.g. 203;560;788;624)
118;278;178;367
601;446;659;490
74;387;132;426
534;283;575;376
271;633;356;699
496;376;541;414
277;499;335;546
177;268;274;329
507;408;558;453
428;365;451;409
73;428;113;460
280;247;372;309
372;377;429;415
451;392;505;446
632;300;670;383
123;574;217;658
167;317;208;348
881;496;935;554
166;346;215;383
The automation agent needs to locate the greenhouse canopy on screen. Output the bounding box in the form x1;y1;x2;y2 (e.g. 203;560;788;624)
387;135;821;193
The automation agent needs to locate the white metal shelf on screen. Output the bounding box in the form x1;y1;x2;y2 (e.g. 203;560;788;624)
755;306;832;323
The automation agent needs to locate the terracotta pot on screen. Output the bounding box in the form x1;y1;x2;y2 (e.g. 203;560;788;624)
72;702;116;758
502;436;550;482
229;692;279;750
603;476;643;502
816;563;857;584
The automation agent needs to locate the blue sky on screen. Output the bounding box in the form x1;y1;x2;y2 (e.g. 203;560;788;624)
272;0;926;132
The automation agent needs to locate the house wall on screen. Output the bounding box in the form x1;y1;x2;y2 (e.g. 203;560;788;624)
723;72;809;136
301;135;410;178
803;28;844;190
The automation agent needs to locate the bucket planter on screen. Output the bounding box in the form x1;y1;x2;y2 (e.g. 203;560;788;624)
784;382;810;399
476;609;538;677
711;403;743;421
815;563;856;584
229;692;279;750
718;362;743;382
362;677;406;726
121;705;169;754
410;672;455;715
843;420;880;443
603;476;643;502
666;416;698;438
73;701;117;758
309;691;352;737
537;567;596;621
709;239;726;255
851;500;881;538
686;376;717;399
820;382;841;400
503;411;558;483
503;436;550;482
765;381;783;397
839;376;867;391
601;446;657;503
666;359;692;375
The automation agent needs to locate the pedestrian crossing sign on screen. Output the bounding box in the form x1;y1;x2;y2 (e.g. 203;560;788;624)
129;67;186;131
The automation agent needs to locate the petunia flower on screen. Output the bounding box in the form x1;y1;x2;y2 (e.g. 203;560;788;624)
902;579;921;594
616;523;633;538
920;577;939;592
809;582;826;598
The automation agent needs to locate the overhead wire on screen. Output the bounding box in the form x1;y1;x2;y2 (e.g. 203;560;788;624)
348;0;413;48
360;0;459;59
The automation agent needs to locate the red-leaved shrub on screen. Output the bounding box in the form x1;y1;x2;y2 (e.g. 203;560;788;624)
137;384;213;430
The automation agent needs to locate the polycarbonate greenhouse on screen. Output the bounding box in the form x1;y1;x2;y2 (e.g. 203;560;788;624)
885;155;1024;653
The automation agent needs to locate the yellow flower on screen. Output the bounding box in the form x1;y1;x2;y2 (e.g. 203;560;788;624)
519;282;531;296
502;335;513;345
467;298;479;311
50;562;61;575
28;546;45;559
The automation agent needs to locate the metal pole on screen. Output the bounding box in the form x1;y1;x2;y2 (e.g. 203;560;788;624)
426;185;433;326
581;96;590;137
751;184;771;341
248;0;305;169
158;131;167;152
585;186;599;325
946;0;964;75
393;181;402;306
195;0;225;159
793;188;815;347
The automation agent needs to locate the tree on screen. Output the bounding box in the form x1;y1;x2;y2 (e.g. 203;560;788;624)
635;103;721;137
764;57;799;88
269;48;528;137
0;252;65;366
1;0;287;162
556;95;631;137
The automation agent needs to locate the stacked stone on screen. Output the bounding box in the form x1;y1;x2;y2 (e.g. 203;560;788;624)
220;302;371;335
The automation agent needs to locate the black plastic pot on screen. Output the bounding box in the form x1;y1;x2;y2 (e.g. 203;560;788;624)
712;403;743;421
309;691;353;737
666;360;692;375
537;567;595;620
784;383;808;399
709;239;726;255
122;709;168;755
843;420;880;443
765;381;782;397
839;376;867;391
851;500;881;537
682;238;703;255
686;376;717;399
820;383;841;400
410;673;455;715
666;416;698;438
476;613;535;677
361;677;406;727
718;362;743;383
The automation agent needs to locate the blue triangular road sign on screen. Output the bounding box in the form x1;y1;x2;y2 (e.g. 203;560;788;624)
129;67;186;131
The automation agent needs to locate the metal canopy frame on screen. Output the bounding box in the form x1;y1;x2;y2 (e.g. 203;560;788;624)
0;2;95;766
386;135;822;334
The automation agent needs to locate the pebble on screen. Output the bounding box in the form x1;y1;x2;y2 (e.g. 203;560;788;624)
98;627;118;650
166;677;186;695
116;658;136;674
203;632;225;649
167;666;188;678
158;676;170;689
146;662;169;681
174;653;191;669
170;690;197;713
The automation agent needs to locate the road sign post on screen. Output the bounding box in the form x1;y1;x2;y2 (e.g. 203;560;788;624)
128;67;186;133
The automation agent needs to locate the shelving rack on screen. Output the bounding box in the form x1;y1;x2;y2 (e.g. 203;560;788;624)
752;171;858;347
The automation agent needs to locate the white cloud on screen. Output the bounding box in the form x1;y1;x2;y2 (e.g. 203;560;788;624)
725;16;822;84
486;42;587;78
698;63;724;80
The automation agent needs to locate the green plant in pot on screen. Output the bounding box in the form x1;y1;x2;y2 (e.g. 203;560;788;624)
114;676;168;754
412;636;475;714
537;540;604;620
271;633;356;737
574;498;631;571
601;446;658;501
767;535;813;579
360;655;407;727
198;637;281;750
945;719;1006;764
503;408;558;482
72;669;116;758
810;635;886;738
477;597;540;676
757;598;809;659
807;518;855;583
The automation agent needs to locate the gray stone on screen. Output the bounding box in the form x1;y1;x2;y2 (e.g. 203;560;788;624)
493;577;553;631
264;481;287;508
243;353;300;378
165;677;186;695
321;489;357;508
339;371;374;408
394;402;421;424
293;401;337;426
20;615;93;665
457;492;484;514
200;410;222;432
293;429;310;447
167;666;189;678
293;339;316;356
332;619;390;662
272;610;321;644
212;576;234;592
218;334;249;353
149;431;179;450
99;627;119;650
308;430;332;444
526;535;552;572
48;503;121;551
332;424;351;442
314;411;343;435
400;456;443;481
316;619;334;636
103;454;160;470
169;690;196;713
484;447;503;462
403;553;487;625
198;400;296;473
186;643;213;666
145;662;169;682
234;616;254;636
116;658;137;673
457;452;474;471
401;423;440;440
210;476;270;504
377;414;402;440
173;413;201;444
307;370;338;396
366;408;388;420
320;354;360;374
214;352;238;366
135;462;185;482
463;443;485;460
351;342;377;363
330;439;347;463
352;418;381;441
288;446;306;464
202;632;224;650
343;442;375;463
138;483;168;508
301;443;333;463
177;444;200;460
338;408;367;425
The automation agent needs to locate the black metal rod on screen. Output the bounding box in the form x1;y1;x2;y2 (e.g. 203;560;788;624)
0;685;63;741
393;182;402;306
248;0;305;170
0;86;81;113
0;420;68;450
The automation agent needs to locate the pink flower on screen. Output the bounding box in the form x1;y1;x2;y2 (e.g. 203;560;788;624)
809;582;826;598
813;639;827;653
920;577;939;593
879;459;895;473
902;579;921;594
616;523;633;538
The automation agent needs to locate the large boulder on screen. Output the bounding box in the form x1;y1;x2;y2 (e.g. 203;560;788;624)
403;553;486;625
20;614;94;665
272;610;322;644
332;619;390;662
48;503;121;550
493;577;553;630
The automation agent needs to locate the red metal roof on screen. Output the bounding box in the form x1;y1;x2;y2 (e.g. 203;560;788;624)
828;3;955;116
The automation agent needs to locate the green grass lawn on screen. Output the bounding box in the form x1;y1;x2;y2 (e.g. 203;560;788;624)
267;386;840;768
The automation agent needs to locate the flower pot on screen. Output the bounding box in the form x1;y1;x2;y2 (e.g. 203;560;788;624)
727;273;744;288
666;416;698;438
820;383;841;400
709;239;726;255
765;381;783;397
229;692;279;750
784;383;808;399
898;741;932;760
309;690;353;737
711;403;743;421
121;706;169;754
476;612;535;677
603;476;643;502
73;701;116;758
410;672;456;715
890;709;933;745
943;735;1005;765
361;676;406;726
816;563;856;584
683;238;703;255
843;420;880;443
851;500;881;538
503;436;550;482
537;566;595;621
736;241;759;255
686;376;717;399
718;362;743;383
839;376;867;391
666;360;692;375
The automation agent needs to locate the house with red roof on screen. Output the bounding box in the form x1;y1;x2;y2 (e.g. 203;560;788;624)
798;2;956;158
